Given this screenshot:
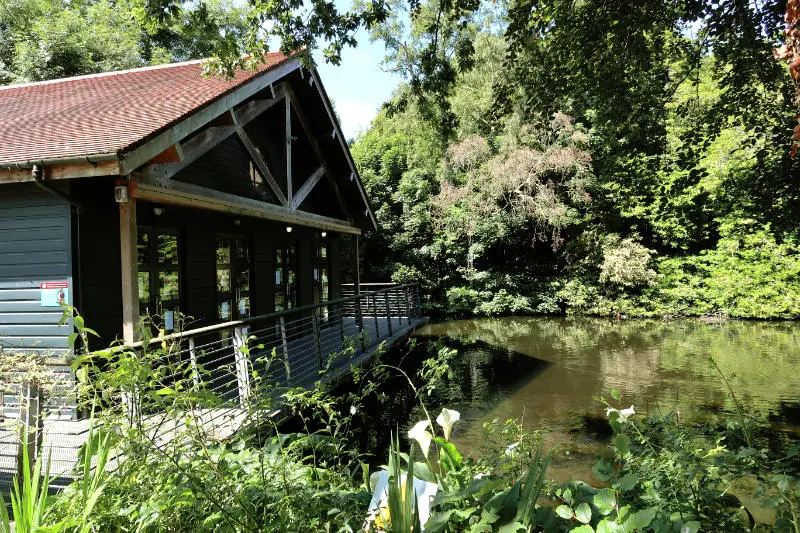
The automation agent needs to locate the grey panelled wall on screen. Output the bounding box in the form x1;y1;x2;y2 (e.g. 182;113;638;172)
0;183;73;354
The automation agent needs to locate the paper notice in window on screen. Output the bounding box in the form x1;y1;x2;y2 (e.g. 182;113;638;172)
164;310;174;331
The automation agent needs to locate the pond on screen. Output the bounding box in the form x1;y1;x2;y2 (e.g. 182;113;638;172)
336;316;800;495
404;317;800;486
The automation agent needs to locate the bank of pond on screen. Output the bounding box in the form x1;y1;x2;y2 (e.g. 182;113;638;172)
4;317;799;532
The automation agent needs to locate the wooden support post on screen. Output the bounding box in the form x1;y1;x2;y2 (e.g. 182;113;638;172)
233;326;250;404
279;317;291;384
384;291;393;336
188;337;200;388
119;193;139;344
235;125;289;207
286;97;293;205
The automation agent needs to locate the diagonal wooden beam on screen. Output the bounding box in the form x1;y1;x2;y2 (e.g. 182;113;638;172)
234;119;289;207
235;97;282;127
138;124;235;180
275;82;350;220
138;97;283;181
291;166;324;209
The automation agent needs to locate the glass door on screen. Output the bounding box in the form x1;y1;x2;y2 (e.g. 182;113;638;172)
312;242;330;321
137;228;182;332
216;236;252;322
274;245;296;312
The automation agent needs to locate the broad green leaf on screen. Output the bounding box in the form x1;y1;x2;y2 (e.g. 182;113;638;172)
611;389;620;401
570;526;595;533
424;509;455;533
616;473;637;492
628;507;657;530
614;434;630;456
593;459;613;482
556;505;574;520
594;488;616;515
575;502;592;524
413;461;437;482
596;519;617;533
434;437;463;472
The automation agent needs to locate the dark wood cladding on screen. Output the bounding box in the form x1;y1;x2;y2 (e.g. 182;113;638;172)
71;178;343;348
72;179;123;350
0;183;73;353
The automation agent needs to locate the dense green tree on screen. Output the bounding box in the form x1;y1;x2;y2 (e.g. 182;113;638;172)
351;2;800;318
0;0;248;84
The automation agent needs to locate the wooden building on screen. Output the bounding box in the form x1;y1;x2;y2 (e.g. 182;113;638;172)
0;52;376;355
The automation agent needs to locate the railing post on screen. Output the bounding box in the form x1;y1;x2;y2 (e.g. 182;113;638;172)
384;291;393;336
233;326;250;405
354;293;365;352
122;347;142;427
17;382;43;487
338;303;346;347
312;309;323;371
404;286;412;325
372;292;380;341
279;316;291;384
188;337;200;389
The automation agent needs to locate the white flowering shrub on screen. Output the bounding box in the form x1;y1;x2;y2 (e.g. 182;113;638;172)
599;235;657;288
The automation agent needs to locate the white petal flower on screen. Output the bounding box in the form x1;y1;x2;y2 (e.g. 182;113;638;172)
350;405;357;416
505;442;520;457
408;420;433;459
619;406;635;422
436;408;461;440
607;405;635;423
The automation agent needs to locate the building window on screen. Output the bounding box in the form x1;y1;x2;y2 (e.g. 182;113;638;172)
137;228;181;331
274;245;296;312
313;243;330;303
216;235;251;321
313;243;330;320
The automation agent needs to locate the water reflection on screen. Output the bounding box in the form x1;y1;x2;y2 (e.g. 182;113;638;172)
412;317;800;480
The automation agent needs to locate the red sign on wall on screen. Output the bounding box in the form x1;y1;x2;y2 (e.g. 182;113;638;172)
40;282;69;289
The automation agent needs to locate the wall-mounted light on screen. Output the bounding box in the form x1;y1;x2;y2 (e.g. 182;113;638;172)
114;180;128;203
234;219;241;226
321;231;327;238
153;206;164;216
286;226;293;233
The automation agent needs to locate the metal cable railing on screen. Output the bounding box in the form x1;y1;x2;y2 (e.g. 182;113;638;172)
0;283;424;493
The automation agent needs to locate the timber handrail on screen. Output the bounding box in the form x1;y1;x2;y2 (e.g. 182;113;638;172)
123;283;419;350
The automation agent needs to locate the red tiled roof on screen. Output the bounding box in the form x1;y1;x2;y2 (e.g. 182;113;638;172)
0;52;292;167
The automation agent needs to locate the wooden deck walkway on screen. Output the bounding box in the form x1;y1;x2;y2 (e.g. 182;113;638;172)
0;311;427;494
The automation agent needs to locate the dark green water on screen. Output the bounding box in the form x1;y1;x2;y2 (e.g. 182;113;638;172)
404;317;800;482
